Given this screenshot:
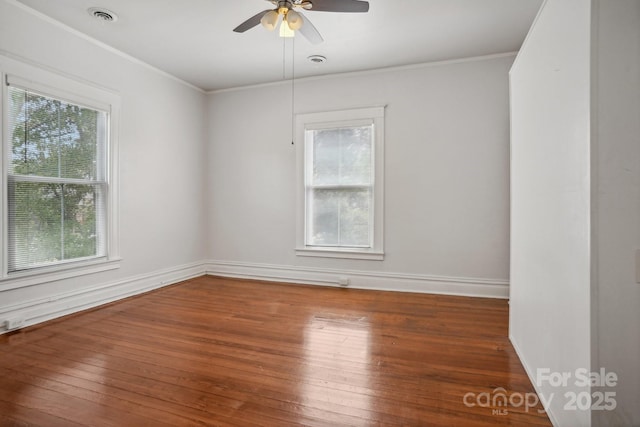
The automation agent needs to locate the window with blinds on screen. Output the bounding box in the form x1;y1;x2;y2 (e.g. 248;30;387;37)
6;84;108;272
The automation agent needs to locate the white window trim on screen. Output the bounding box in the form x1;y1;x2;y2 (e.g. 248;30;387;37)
295;106;385;261
0;55;120;290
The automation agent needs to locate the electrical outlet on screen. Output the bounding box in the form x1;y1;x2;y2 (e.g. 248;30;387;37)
4;317;25;330
338;277;350;287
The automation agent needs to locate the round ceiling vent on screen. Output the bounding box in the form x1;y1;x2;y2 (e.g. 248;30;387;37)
88;7;118;22
307;55;327;64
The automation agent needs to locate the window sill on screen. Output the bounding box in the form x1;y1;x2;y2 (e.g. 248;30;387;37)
0;257;121;291
296;247;384;261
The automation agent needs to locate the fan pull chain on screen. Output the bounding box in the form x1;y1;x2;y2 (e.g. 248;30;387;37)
282;33;295;145
291;36;295;145
282;35;286;80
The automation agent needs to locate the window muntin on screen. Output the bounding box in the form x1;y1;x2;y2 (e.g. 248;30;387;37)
6;85;108;272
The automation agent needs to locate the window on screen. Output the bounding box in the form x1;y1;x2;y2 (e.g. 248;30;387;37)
296;107;384;260
1;62;119;285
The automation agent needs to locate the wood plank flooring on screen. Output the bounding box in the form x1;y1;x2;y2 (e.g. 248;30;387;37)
0;275;552;426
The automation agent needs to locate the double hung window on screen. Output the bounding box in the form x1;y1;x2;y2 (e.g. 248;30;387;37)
296;107;384;260
1;61;119;285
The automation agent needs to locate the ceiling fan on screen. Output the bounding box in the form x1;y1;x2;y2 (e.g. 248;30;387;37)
233;0;370;44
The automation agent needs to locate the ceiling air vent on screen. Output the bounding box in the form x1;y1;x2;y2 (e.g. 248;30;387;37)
307;55;327;64
88;7;118;22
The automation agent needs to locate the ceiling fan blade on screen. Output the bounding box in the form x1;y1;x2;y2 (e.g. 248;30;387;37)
233;9;272;33
307;0;369;13
298;13;324;44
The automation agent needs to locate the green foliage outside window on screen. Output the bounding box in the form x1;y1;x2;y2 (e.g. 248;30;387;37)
7;87;106;271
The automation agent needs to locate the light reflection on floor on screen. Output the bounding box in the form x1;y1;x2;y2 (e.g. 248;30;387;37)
302;313;372;424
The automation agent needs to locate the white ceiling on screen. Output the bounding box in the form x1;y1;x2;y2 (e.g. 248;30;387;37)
15;0;542;92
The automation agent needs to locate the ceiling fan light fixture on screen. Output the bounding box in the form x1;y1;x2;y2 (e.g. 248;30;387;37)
234;0;368;43
286;9;303;30
279;19;295;38
260;10;279;31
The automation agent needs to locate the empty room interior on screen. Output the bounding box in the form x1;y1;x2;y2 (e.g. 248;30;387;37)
0;0;638;426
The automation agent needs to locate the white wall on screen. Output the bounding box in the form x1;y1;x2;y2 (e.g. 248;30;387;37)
509;0;592;426
0;2;208;328
206;54;513;297
592;0;640;425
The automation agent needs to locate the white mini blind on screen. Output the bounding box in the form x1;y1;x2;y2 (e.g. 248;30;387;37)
6;84;108;272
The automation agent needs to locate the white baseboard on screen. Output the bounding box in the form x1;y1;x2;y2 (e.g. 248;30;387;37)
204;260;509;299
0;260;509;335
0;261;205;335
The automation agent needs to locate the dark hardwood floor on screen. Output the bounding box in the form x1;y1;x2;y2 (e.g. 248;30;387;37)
0;275;551;426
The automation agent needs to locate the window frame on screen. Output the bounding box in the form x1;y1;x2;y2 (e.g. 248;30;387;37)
295;106;385;261
0;57;120;290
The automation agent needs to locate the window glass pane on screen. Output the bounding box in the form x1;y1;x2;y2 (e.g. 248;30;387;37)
339;188;371;247
311;126;372;186
308;188;371;247
8;181;105;271
8;87;104;181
